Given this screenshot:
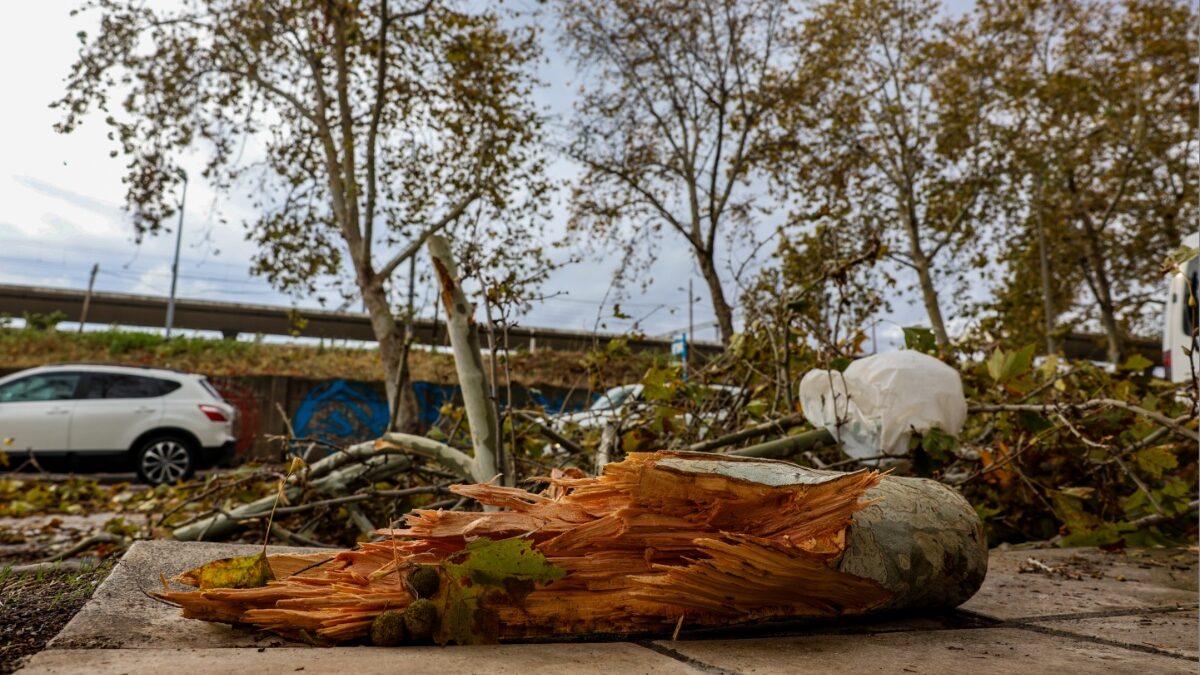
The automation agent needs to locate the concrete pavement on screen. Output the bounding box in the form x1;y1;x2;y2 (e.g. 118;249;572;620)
16;541;1199;674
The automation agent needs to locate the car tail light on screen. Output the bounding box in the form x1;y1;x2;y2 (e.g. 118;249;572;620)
1163;350;1172;379
199;404;229;422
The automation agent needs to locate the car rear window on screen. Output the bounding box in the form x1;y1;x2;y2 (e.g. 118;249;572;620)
198;378;224;401
83;374;181;399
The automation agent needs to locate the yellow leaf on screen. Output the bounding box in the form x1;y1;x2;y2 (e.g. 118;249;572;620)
191;551;275;590
287;456;307;475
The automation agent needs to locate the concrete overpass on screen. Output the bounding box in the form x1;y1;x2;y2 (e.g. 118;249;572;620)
0;283;724;356
0;283;1160;364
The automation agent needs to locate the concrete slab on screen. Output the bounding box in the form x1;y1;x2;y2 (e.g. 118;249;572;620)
49;540;330;650
19;644;700;675
25;541;1200;675
960;547;1197;621
654;627;1198;674
1031;610;1199;660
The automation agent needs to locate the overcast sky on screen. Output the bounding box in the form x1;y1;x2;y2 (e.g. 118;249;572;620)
0;1;974;348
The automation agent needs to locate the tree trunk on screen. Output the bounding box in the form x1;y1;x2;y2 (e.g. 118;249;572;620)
697;251;734;346
903;218;951;350
426;235;501;485
1033;172;1057;355
1078;218;1123;365
837;471;987;610
163;452;988;642
359;279;414;432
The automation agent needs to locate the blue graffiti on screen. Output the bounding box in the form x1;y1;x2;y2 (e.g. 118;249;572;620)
411;381;461;426
409;382;591;426
292;379;594;454
294;379;390;448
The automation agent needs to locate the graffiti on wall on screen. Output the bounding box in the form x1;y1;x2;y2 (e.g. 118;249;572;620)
294;379;390;447
410;382;592;427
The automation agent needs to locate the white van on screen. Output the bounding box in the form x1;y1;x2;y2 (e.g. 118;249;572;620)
1163;233;1199;383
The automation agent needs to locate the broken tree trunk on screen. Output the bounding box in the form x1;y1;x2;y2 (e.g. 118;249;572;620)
159;451;986;643
427;234;501;485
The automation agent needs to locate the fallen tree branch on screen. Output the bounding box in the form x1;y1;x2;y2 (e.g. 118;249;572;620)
512;411;586;456
345;504;377;537
376;433;475;479
174;440;415;541
1128;500;1200;530
724;428;835;459
8;560;85;575
685;414;807;453
269;524;338;548
156;469;280;527
270;485;453;517
37;532;125;563
968;400;1198;443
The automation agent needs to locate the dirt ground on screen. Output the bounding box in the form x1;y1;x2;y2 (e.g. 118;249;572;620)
0;561;111;673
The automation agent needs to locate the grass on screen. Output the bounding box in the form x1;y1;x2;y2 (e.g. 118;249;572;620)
0;560;113;673
0;327;657;389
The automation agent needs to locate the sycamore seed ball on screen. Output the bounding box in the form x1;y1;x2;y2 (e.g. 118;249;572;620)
408;565;440;599
370;610;408;646
404;598;439;640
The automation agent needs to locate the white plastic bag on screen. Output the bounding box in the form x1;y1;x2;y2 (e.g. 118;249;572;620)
798;351;966;460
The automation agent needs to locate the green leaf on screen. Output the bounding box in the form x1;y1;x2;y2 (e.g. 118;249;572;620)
902;326;936;353
919;427;958;461
1016;410;1053;433
641;366;676;402
1060;522;1124;548
192;551;274;590
435;537;565;646
986;344;1036;383
1119;354;1154;372
1134;446;1178;480
1050;490;1100;532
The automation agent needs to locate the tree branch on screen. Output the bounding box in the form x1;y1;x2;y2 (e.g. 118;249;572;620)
968;401;1198;443
374;189;481;284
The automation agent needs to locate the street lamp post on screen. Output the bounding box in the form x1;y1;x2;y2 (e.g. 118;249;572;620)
165;169;188;340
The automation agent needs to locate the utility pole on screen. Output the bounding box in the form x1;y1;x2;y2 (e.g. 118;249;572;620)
683;278;694;380
165;169;188;339
78;263;99;333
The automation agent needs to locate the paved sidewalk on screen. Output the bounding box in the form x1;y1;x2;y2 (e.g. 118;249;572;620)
17;541;1199;674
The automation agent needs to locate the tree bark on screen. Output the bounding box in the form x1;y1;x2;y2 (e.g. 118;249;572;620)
1033;172;1058;355
1077;217;1124;365
426;235;501;485
697;250;735;346
837;470;987;610
359;279;411;430
902;206;951;350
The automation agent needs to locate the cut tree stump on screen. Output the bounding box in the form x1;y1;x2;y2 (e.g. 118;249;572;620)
157;451;987;644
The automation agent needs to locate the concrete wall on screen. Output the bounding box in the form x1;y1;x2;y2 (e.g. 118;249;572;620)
207;374;594;459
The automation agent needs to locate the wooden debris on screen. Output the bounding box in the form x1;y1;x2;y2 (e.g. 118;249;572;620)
157;451;986;644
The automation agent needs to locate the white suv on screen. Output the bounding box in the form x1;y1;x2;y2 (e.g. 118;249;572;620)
0;364;237;484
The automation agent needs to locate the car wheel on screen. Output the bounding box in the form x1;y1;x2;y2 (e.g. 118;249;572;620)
136;436;194;485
